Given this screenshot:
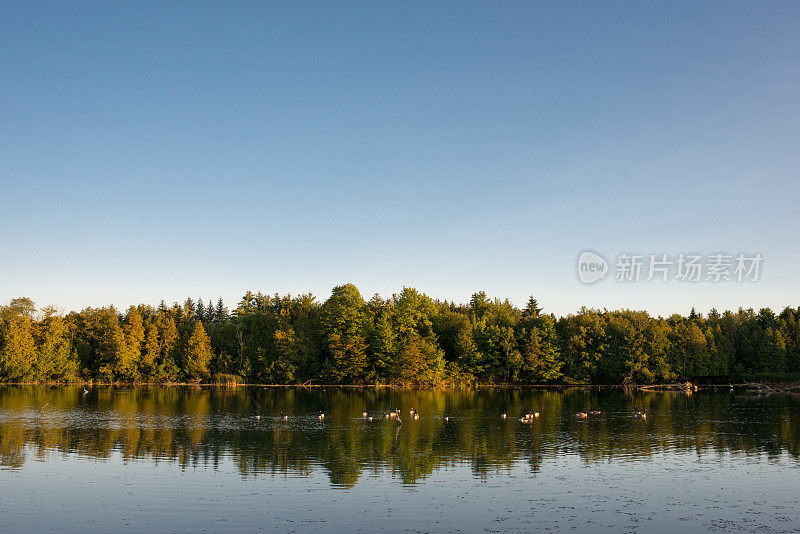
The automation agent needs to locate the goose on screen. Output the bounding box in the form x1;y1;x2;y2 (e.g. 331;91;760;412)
413;413;419;420
255;414;261;421
83;387;89;395
576;412;588;418
280;412;288;421
442;415;450;422
501;413;507;420
589;410;601;415
534;411;540;418
383;412;390;419
366;415;373;422
409;408;415;416
362;410;368;418
318;412;325;421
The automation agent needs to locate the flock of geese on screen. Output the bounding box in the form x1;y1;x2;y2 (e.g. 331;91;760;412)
80;386;650;424
252;406;650;423
82;387;648;423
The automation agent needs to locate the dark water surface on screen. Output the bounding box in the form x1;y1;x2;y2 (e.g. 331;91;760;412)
1;386;798;532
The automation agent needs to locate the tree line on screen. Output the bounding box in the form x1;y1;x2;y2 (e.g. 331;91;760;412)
0;285;798;385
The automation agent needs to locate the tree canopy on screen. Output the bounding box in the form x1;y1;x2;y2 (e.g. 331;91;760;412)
1;290;798;385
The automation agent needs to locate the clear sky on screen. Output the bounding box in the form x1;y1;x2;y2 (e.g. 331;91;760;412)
1;1;798;317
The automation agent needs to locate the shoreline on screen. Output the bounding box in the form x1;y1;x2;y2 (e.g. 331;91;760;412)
2;381;796;391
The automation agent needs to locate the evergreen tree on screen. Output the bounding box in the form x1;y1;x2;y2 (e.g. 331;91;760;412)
215;298;228;322
758;327;787;373
521;316;562;383
140;323;160;379
185;321;213;381
157;316;180;382
522;297;543;320
120;306;144;381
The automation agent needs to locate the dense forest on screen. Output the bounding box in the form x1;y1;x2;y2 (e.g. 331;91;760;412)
0;285;798;385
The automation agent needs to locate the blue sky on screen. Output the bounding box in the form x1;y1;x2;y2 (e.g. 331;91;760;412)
1;1;798;317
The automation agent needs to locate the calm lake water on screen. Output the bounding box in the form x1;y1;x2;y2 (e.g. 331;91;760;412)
1;386;798;533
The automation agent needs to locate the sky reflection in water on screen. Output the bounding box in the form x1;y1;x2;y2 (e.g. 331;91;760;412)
1;386;799;532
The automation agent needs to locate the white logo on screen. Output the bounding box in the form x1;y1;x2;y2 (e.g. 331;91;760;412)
577;250;609;284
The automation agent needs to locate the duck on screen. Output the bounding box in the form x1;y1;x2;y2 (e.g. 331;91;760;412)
366;415;373;422
442;415;450;422
280;412;288;421
576;412;588;418
501;412;507;420
318;412;325;421
255;414;261;421
588;410;601;415
409;408;415;416
413;413;419;420
362;410;368;418
83;386;89;395
383;412;390;419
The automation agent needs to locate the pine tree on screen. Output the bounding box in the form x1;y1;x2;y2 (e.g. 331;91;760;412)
215;298;228;322
156;316;180;382
140;323;160;379
206;300;214;323
523;297;543;320
120;306;144;381
185;321;213;381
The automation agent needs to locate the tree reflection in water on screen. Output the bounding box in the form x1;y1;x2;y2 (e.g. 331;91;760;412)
1;386;798;487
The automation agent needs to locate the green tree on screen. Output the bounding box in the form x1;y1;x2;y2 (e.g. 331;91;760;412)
393;288;445;385
520;315;562;383
321;284;369;383
366;295;395;382
156;316;180;382
185;321;213;381
36;307;78;381
758;327;787;373
0;316;36;381
120;306;145;381
0;297;36;321
140;323;160;379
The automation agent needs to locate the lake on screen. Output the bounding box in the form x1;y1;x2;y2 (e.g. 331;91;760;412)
1;386;798;532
